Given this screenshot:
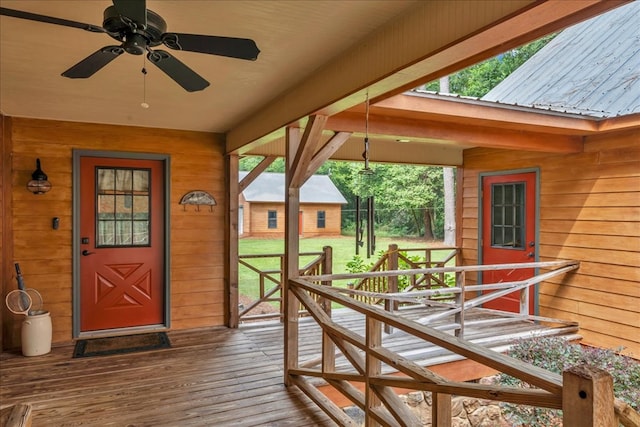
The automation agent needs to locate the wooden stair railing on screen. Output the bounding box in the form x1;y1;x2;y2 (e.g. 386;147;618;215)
350;244;459;306
287;274;640;427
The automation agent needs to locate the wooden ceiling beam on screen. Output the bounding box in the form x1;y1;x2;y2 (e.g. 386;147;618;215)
303;131;352;183
289;115;327;188
328;112;583;153
238;155;277;193
371;94;601;135
227;1;627;154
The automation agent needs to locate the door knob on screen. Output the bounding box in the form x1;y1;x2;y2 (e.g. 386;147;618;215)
82;250;95;256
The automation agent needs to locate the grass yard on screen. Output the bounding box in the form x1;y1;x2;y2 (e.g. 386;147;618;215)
238;235;453;301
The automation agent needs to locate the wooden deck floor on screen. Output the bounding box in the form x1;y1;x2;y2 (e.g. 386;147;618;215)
0;328;334;427
0;306;579;426
241;305;580;375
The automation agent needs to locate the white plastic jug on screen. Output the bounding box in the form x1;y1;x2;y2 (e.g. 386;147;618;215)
22;310;52;356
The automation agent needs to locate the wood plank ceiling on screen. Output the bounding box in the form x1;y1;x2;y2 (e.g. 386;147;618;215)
0;0;630;165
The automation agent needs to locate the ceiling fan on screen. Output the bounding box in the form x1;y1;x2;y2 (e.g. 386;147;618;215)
0;0;260;92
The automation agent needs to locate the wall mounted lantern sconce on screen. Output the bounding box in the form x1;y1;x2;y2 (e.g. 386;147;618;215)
27;158;52;195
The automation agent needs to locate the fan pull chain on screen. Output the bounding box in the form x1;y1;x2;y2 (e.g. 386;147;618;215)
141;57;149;109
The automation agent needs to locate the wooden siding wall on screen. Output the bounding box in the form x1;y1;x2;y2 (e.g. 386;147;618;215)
243;202;342;238
0;115;10;351
2;117;226;350
461;129;640;356
300;204;342;237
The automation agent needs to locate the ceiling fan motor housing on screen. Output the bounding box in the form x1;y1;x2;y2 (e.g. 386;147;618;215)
0;2;259;92
103;6;166;54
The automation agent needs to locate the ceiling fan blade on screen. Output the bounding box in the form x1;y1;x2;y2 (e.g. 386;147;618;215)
112;0;147;29
147;50;210;92
62;46;125;79
0;7;105;33
162;33;260;61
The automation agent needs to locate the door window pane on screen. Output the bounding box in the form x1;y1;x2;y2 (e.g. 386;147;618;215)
97;167;151;247
491;182;525;248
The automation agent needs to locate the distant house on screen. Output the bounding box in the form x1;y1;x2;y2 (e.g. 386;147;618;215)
239;172;347;237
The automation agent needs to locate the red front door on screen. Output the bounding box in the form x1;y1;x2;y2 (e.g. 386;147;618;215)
481;172;537;313
79;156;165;332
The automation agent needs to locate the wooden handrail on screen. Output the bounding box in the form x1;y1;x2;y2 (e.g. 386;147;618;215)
287;274;639;427
306;259;579;282
238;249;327;321
292;278;563;393
348;245;459;308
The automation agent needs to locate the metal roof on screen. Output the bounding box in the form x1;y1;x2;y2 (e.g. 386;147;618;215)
482;1;640;118
239;172;347;204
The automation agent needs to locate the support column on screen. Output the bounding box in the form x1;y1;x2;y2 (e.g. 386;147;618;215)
563;364;616;427
284;127;301;386
226;154;240;328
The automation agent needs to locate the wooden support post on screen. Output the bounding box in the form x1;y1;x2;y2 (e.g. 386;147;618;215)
385;244;399;334
519;285;530;316
284;126;302;387
454;270;465;337
321;247;335;380
227;154;240;328
563;364;616;427
320;249;335;400
365;316;383;427
321;246;332;316
279;255;285;322
425;248;432;286
432;392;452;427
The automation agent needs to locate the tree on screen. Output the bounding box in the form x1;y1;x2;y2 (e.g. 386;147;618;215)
328;162;445;239
421;34;556;97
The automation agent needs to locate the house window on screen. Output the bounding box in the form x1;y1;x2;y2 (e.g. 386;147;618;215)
96;167;150;247
491;182;525;248
267;210;277;229
317;210;326;228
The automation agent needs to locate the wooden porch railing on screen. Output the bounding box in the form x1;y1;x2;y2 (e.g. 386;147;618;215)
238;246;331;322
286;263;639;427
349;245;459;306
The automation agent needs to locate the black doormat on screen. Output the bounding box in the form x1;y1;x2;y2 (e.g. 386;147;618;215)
73;332;171;358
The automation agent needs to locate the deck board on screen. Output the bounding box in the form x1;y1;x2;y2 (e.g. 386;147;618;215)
0;328;335;427
240;305;580;376
0;306;578;426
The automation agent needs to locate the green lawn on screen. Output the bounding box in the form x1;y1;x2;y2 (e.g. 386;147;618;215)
238;235;452;300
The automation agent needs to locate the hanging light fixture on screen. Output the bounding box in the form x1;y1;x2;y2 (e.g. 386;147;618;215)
27;158;52;194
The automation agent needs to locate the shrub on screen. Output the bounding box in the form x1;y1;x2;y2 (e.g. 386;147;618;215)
497;336;639;426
